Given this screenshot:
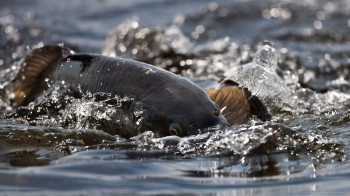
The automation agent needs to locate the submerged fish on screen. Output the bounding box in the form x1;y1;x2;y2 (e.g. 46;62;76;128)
12;45;270;137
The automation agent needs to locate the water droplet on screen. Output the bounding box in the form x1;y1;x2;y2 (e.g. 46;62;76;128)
253;41;277;70
324;53;331;61
195;25;205;34
131;21;139;28
37;42;44;48
262;9;271;19
185;59;193;65
316;11;326;20
118;44;126;53
145;68;154;74
313;20;322;30
207;2;218;12
173;14;185;25
132;48;138;55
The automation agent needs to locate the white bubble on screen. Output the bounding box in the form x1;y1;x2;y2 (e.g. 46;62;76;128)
281;48;288;54
262;9;271;19
324;53;331;60
195;25;205;34
316;11;326;20
173;14;185;25
313;20;322;30
131;21;139;29
208;2;218;12
132;48;138;55
118;44;126;53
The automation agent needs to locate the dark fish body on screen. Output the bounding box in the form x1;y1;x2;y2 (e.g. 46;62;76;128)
13;45;229;137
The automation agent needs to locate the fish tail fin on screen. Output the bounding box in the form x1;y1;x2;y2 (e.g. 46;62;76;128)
13;44;73;106
205;80;271;125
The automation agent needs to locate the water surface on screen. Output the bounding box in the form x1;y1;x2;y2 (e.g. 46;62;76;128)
0;0;350;195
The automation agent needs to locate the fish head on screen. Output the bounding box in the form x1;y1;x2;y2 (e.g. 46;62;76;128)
139;83;230;137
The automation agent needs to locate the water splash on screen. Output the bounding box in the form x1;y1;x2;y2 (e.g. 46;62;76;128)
0;2;349;185
225;41;294;114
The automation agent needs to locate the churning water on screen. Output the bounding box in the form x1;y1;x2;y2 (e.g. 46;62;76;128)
0;0;350;195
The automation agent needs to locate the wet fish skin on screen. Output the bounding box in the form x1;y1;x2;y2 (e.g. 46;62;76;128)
13;45;229;138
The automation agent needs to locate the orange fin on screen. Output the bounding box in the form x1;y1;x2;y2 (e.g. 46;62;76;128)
13;45;72;106
205;86;251;125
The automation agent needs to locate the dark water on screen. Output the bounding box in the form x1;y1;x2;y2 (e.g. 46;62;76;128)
1;0;350;195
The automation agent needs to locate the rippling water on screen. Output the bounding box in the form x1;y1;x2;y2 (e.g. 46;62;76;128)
1;0;350;195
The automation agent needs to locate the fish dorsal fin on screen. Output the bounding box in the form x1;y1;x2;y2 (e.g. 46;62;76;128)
59;53;95;73
13;45;71;106
63;53;95;62
205;86;251;125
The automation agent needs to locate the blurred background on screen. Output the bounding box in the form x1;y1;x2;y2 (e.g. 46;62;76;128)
0;0;350;195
